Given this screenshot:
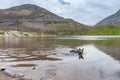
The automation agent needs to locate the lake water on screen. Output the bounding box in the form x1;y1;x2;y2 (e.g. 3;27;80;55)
0;36;120;80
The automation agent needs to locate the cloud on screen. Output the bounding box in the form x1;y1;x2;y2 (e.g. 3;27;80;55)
58;0;70;5
0;0;119;25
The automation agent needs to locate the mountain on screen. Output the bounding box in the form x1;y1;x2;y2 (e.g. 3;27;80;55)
96;9;120;26
0;4;86;35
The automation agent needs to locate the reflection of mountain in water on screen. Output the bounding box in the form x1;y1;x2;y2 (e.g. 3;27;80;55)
95;45;120;60
0;36;120;61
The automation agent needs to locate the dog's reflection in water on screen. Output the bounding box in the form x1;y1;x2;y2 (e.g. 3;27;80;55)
70;48;84;59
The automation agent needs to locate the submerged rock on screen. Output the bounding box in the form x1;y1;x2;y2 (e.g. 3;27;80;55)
0;66;6;71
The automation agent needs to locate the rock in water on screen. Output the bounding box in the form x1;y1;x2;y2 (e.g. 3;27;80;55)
32;67;36;70
19;73;24;77
0;66;6;71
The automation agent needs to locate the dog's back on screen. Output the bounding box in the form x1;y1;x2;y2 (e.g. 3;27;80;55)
70;49;79;53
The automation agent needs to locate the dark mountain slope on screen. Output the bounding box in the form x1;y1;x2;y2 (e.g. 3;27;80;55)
96;9;120;26
0;4;86;35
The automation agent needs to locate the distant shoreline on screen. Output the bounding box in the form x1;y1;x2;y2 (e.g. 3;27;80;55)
0;30;120;38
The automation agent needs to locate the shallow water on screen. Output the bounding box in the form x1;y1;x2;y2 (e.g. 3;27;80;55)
0;36;120;80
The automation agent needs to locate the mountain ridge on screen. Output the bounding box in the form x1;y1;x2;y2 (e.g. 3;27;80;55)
0;4;86;35
96;9;120;26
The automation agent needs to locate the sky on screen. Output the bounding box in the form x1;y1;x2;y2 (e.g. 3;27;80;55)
0;0;119;26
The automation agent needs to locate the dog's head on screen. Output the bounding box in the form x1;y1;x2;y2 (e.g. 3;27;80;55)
78;48;84;52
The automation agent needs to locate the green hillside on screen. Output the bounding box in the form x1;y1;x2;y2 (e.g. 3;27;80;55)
85;25;120;35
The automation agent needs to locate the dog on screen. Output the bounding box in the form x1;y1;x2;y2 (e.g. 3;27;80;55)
70;48;84;59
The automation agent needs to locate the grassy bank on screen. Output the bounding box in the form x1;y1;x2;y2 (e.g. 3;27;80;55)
85;25;120;35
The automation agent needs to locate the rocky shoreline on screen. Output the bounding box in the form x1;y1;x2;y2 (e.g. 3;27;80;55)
0;72;21;80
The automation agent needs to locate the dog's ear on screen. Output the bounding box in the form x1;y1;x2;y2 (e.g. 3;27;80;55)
78;48;81;51
81;48;84;52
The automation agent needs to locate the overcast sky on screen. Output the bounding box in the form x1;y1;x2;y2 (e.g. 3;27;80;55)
0;0;119;25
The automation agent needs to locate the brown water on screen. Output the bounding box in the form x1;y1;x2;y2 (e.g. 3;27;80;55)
0;36;120;80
